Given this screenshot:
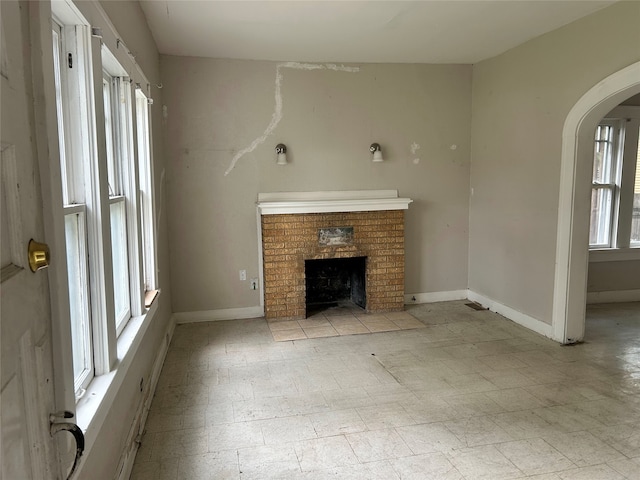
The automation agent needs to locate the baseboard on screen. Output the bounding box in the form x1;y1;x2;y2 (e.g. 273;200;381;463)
404;290;468;305
116;315;176;480
174;305;265;324
586;289;640;304
467;290;555;340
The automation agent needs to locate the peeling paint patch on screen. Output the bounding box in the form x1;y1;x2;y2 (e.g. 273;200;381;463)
450;144;457;150
410;142;420;164
224;62;360;176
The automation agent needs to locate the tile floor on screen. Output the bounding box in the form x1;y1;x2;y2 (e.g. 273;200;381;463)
267;303;427;341
131;301;640;479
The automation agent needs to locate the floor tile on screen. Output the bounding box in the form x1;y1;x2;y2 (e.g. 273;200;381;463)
496;438;574;475
557;463;626;480
606;456;640;479
307;408;366;437
589;422;640;458
396;422;463;454
150;429;209;461
177;451;239;480
356;402;416;430
267;320;301;331
332;321;370;335
484;387;549;412
447;444;523;480
303;325;339;338
258;415;318;445
297;317;331;329
346;428;413;462
543;431;625;467
444;415;513;447
208;422;264;451
237;444;299;471
132;301;640;479
389;452;463;479
295;435;359;471
271;328;307;341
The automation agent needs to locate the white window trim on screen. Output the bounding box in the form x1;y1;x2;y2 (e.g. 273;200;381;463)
49;0;161;454
589;106;640;256
135;89;158;292
590;248;640;262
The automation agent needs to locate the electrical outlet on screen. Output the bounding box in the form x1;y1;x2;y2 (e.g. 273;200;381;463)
250;278;258;290
239;270;246;281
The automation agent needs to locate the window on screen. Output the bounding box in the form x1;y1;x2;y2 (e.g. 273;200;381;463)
589;112;640;250
51;17;157;399
102;72;132;335
52;20;95;395
135;89;158;294
631;133;640;244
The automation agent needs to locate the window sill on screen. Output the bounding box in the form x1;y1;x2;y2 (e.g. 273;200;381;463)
75;291;161;462
589;248;640;263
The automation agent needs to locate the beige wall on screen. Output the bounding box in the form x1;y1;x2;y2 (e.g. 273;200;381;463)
588;261;640;292
161;58;472;313
469;1;640;324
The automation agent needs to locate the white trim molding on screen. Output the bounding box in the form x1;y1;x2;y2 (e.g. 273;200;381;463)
257;190;412;215
468;290;555;340
404;290;468;304
174;306;265;324
553;61;640;344
589;248;640;263
586;289;640;304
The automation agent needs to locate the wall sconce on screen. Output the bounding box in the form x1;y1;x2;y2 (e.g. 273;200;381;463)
370;143;383;162
275;144;287;165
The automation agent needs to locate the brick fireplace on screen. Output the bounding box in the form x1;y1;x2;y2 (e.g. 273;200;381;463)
257;191;412;320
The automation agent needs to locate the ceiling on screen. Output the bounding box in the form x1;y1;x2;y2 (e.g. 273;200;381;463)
139;1;616;64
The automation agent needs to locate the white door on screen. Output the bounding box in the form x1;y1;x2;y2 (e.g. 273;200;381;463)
1;1;64;478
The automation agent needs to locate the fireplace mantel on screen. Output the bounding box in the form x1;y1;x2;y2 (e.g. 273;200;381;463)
257;190;413;215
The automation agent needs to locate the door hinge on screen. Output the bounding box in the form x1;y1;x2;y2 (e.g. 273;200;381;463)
68;53;73;69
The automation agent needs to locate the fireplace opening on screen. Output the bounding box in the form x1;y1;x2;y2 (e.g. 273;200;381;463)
305;257;366;317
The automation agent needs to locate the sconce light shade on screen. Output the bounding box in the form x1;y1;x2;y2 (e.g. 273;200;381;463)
275;143;287;165
370;143;383;162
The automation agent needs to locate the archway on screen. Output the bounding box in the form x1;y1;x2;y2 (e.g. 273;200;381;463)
552;61;640;344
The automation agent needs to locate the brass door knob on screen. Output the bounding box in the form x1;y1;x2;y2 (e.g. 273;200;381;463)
28;239;50;272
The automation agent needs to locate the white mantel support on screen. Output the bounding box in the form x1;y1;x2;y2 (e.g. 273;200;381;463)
257;190;413;215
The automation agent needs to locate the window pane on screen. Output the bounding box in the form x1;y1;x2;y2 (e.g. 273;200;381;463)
593;124;614;184
136;91;156;292
631;127;640;245
110;199;130;332
64;212;92;392
52;26;70;204
103;77;118;196
590;187;613;246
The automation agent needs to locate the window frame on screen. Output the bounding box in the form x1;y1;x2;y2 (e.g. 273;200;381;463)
589;107;640;252
51;6;157;403
135;88;158;294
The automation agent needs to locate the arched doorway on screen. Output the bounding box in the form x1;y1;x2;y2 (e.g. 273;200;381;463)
553;61;640;344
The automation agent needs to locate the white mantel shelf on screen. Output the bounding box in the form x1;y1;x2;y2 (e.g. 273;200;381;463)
257;190;413;215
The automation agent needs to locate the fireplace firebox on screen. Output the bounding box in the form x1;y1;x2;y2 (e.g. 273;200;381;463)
305;257;366;316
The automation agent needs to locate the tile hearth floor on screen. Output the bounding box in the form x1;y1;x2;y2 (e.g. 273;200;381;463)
131;300;640;480
267;304;426;341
